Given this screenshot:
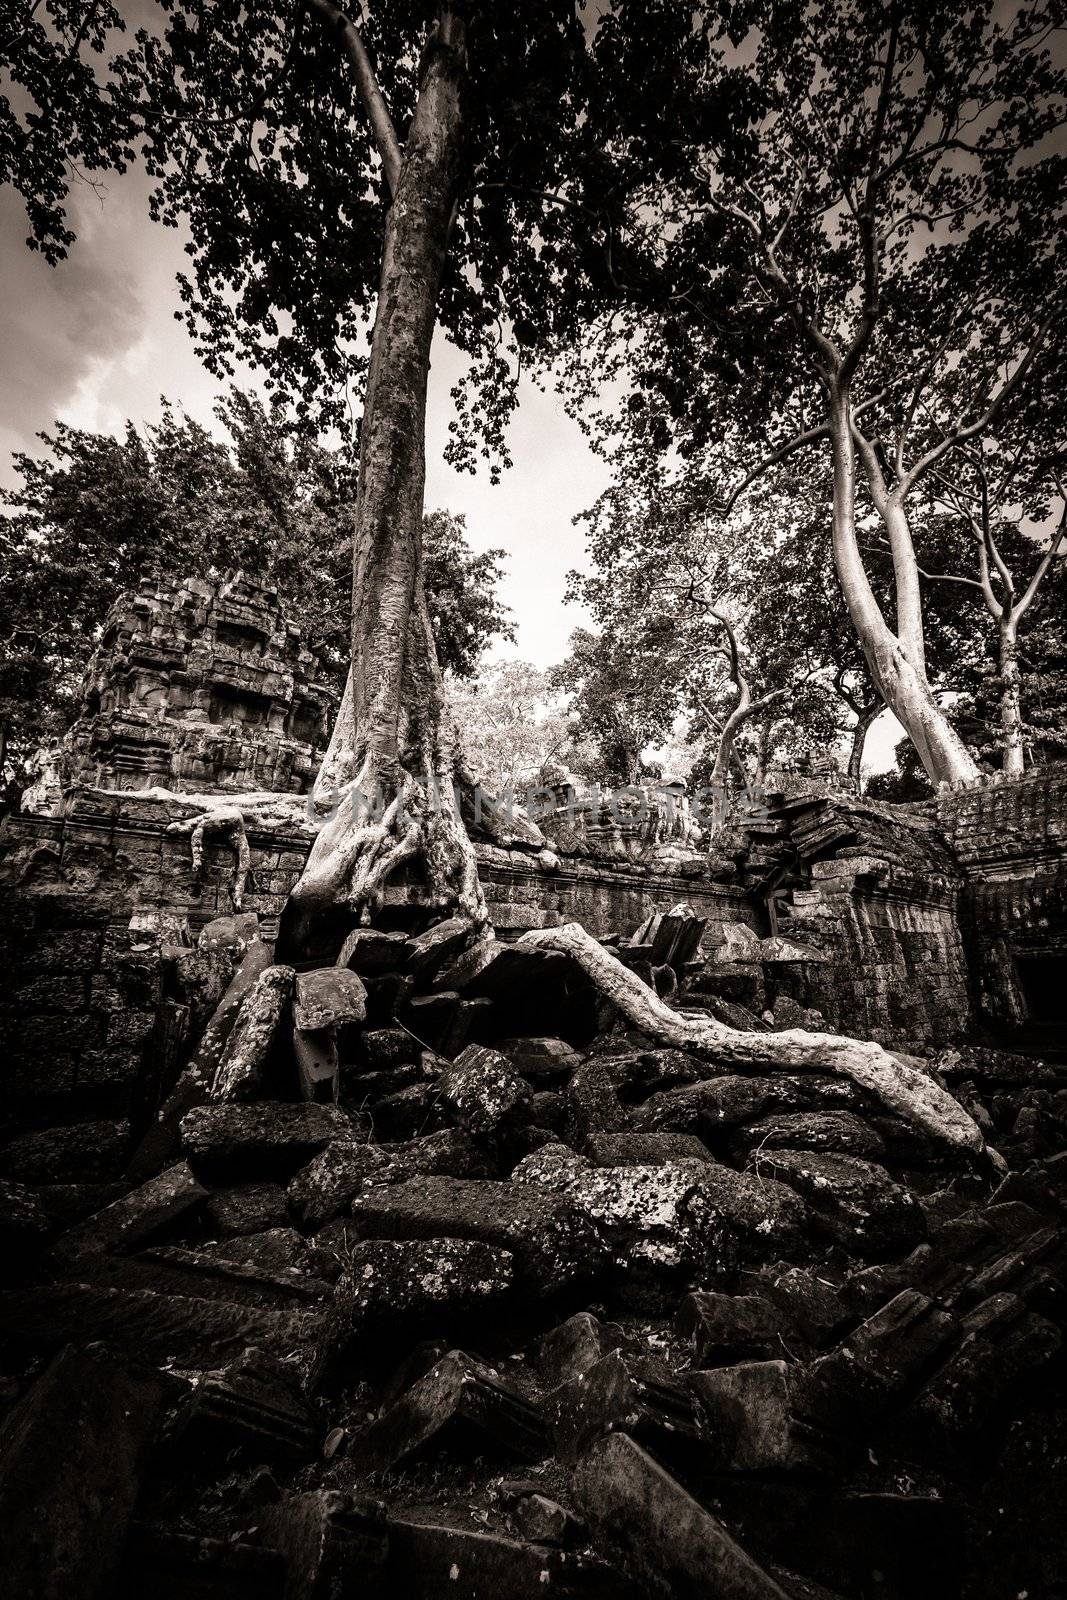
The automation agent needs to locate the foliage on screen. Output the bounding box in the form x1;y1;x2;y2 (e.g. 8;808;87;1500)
556;0;1066;779
0;394;510;789
448;658;578;796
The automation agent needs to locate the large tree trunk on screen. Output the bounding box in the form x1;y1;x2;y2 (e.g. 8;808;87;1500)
290;15;485;935
998;619;1026;778
846;702;879;789
828;391;980;788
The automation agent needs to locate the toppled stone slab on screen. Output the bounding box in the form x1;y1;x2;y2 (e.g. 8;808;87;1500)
749;1149;926;1259
347;1349;547;1474
551;1348;704;1465
346;1237;515;1332
0;1281;336;1384
348;1175;609;1295
730;1110;886;1162
634;1075;863;1140
404;916;473;979
574;1431;792;1599
181;1102;352;1180
385;1517;582;1599
513;1144;719;1274
688;1360;812;1471
0;1118;129;1183
288;1140;395;1231
213;965;295;1102
499;1037;582;1081
293;1027;340;1106
439;1045;533;1136
537;1311;627;1387
585;1131;714;1167
171;1346;320;1462
259;1489;388;1600
293;966;368;1031
340;927;411;974
677;1291;794;1367
0;1177;51;1262
206;1182;290;1238
0;1346;169;1600
54;1160;207;1260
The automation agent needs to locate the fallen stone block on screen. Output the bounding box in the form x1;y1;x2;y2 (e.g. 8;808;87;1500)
499;1037;582;1081
537;1311;626;1388
293;966;367;1031
358;1026;423;1070
116;1524;287;1600
439;1044;533;1136
212;965;295;1102
513;1144;720;1275
405;916;473;979
798;1288;958;1442
585;1131;714;1167
730;1110;886;1163
565;1058;632;1144
339;926;411;974
753;1264;851;1348
677;1290;794;1367
0;1346;169;1600
346;1237;514;1332
749;1149;926;1259
206;1182;290;1238
365;1081;449;1141
288;1140;396;1230
347;1349;547;1474
688;1360;812;1470
385;1518;583;1599
127;939;274;1178
53;1160;207;1260
293;1027;340;1105
348;1175;609;1294
573;1431;792;1599
386;1127;497;1180
99;1240;333;1312
506;1489;585;1547
259;1490;389;1600
903;1291;1061;1455
551;1348;704;1466
0;1177;51;1263
0;1281;337;1385
634;1075;863;1142
171;1345;320;1462
0;1117;129;1183
181;1102;352;1180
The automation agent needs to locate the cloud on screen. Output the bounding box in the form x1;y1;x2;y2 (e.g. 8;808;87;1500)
0;174;154;471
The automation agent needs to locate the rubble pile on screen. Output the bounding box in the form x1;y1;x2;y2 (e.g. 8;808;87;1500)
1;908;1066;1600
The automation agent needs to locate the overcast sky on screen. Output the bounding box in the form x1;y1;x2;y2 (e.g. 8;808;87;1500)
0;148;905;771
0;164;609;669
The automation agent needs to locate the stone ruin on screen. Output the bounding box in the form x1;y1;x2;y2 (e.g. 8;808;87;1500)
1;572;1066;1599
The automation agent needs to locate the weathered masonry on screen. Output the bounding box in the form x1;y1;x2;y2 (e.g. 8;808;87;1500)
1;573;1064;1170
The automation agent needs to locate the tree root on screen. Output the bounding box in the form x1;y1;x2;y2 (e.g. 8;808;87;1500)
520;921;986;1157
152;790;314;912
290;760;488;936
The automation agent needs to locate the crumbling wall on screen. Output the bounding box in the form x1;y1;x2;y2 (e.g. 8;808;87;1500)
938;768;1067;1031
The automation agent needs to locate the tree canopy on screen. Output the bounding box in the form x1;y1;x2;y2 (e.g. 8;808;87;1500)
0;393;510;792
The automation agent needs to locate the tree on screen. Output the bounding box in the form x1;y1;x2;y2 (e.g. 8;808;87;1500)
568;471;881;802
564;0;1064;788
447;659;576;797
0;395;511;795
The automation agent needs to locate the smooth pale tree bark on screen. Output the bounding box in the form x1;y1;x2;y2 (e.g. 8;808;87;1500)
846;701;880;789
291;6;487;933
521;922;986;1157
705;609;789;796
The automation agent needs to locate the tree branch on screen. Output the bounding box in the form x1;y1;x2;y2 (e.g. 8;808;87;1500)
306;0;403;196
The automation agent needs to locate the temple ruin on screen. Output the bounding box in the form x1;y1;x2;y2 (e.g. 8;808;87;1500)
1;574;1065;1600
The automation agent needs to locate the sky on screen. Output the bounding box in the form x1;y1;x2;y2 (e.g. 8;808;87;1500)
0;144;904;773
0;166;609;671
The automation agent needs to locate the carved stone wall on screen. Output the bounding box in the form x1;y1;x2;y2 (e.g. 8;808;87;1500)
938;769;1067;1032
50;573;338;798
